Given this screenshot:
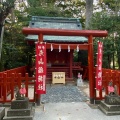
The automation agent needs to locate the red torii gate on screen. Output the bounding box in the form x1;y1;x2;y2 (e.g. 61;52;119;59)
22;27;108;104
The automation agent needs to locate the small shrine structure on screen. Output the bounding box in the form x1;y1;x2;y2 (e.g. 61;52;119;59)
23;16;108;103
25;16;88;81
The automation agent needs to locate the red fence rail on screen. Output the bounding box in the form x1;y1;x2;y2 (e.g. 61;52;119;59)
95;68;120;100
0;66;27;77
0;66;36;103
1;65;120;103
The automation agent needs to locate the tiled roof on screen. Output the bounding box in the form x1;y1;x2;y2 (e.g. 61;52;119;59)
25;16;88;43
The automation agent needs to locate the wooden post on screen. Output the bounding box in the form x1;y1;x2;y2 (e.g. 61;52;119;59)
119;72;120;95
38;33;43;42
3;73;7;102
11;73;15;100
25;73;29;97
88;35;95;104
18;73;21;88
36;33;43;106
69;50;73;78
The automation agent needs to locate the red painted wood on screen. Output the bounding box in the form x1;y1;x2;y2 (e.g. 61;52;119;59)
0;67;36;103
70;51;73;78
2;66;120;103
25;73;29;97
18;73;22;88
94;68;120;100
11;73;15;100
38;33;43;42
88;35;95;104
46;43;88;50
22;28;108;37
47;49;69;65
119;72;120;95
3;73;7;102
27;41;89;50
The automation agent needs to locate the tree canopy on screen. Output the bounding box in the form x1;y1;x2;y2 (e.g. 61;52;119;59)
0;0;15;25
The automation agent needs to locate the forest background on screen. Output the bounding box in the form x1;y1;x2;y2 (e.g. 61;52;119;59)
0;0;120;71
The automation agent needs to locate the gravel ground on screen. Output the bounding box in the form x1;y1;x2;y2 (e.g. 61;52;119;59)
41;84;89;103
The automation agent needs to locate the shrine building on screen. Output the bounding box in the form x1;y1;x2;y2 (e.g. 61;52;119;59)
25;16;88;83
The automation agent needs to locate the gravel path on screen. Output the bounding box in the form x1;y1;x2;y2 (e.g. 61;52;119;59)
41;84;89;103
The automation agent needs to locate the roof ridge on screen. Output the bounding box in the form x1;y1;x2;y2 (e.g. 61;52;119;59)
31;16;80;23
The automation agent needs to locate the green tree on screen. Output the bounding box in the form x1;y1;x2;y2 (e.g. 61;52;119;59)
26;0;65;17
1;16;29;70
0;0;15;70
90;12;120;69
102;0;120;14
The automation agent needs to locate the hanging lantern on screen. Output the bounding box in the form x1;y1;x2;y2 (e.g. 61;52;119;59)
59;45;61;52
51;44;53;51
68;45;70;52
77;45;79;52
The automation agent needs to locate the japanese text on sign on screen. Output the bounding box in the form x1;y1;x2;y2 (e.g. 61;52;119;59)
36;43;46;94
96;42;103;90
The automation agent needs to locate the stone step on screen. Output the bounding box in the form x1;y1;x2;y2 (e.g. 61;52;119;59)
7;104;33;117
7;107;31;117
3;116;33;120
98;104;120;116
0;107;5;120
11;98;29;109
100;101;120;111
3;109;35;120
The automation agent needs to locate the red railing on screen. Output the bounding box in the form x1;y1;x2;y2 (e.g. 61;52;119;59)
95;68;120;100
1;65;120;103
0;66;27;77
0;66;36;103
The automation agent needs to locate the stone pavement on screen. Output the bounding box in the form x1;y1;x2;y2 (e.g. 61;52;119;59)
3;80;120;120
34;102;120;120
33;81;120;120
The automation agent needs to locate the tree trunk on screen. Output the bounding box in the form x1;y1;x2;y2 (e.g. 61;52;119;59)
117;51;120;70
113;52;115;69
0;24;3;59
85;0;93;29
108;55;111;69
0;24;2;36
0;23;4;67
112;40;115;69
11;8;15;22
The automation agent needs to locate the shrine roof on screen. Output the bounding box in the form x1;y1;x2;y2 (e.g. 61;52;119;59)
25;16;88;43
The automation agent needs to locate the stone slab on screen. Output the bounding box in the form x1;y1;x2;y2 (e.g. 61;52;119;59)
100;101;120;111
105;95;120;105
11;97;29;109
98;104;120;116
0;107;5;119
3;116;33;120
7;107;31;117
3;109;35;120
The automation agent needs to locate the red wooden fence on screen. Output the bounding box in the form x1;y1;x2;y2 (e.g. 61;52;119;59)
95;68;120;100
0;66;120;103
0;66;36;103
0;66;27;77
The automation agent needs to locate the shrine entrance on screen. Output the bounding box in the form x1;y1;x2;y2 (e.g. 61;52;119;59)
22;27;108;104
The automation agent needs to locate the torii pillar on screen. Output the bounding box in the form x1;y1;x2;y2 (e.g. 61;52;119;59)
22;28;108;104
